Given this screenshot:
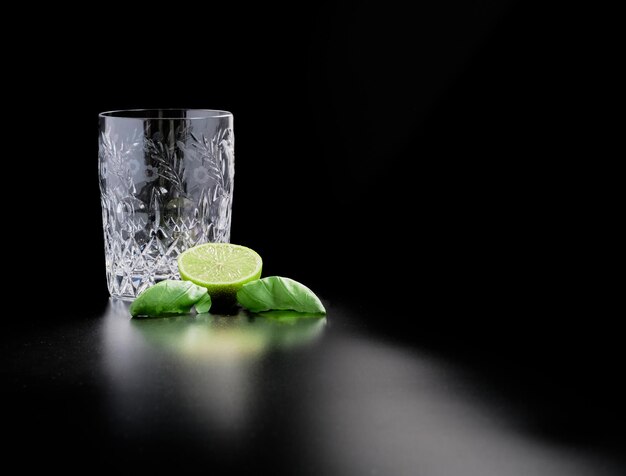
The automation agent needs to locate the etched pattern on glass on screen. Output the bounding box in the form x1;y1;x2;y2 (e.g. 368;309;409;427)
99;123;234;299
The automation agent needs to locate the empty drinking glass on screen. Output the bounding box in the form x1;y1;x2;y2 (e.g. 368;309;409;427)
98;109;234;299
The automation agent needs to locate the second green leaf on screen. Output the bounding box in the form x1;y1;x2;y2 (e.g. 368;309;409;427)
236;276;326;314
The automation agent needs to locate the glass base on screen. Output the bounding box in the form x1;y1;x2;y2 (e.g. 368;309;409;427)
108;270;180;300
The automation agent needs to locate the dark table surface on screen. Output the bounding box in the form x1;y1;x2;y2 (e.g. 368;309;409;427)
4;298;624;475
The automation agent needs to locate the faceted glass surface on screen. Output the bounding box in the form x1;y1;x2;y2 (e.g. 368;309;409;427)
98;109;234;299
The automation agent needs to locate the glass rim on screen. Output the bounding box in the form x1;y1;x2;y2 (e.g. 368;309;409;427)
99;108;233;119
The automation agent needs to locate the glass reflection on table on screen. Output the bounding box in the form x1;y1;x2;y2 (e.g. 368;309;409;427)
101;299;326;438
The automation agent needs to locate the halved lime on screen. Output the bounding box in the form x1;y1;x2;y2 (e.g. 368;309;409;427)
177;243;263;300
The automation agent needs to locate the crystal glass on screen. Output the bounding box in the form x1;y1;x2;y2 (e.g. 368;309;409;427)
98;109;234;299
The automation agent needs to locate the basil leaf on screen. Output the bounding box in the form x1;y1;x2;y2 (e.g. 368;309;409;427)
194;293;212;314
130;280;208;317
236;276;326;314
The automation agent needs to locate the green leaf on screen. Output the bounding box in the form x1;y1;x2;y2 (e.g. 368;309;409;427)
130;280;209;317
194;293;212;313
236;276;326;314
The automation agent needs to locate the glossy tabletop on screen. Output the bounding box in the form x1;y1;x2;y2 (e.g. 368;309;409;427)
4;300;624;475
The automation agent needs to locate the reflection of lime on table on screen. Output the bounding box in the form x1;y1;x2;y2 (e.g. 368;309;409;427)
132;311;326;358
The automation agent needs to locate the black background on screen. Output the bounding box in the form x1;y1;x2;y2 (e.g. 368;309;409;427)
7;0;622;472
